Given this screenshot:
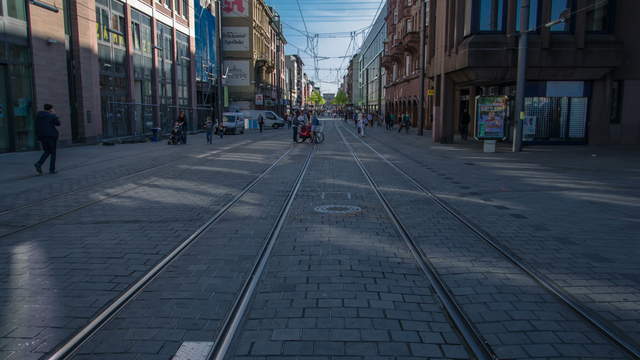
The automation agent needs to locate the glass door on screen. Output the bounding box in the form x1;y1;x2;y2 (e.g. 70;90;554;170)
0;65;9;152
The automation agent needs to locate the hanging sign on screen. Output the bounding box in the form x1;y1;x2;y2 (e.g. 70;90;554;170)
475;96;508;140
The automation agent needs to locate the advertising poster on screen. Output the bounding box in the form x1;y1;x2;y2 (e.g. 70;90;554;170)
255;94;264;105
222;27;249;51
222;0;248;17
475;96;508;140
523;116;537;140
224;60;250;86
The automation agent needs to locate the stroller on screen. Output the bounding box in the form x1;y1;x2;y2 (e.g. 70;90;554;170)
167;124;184;145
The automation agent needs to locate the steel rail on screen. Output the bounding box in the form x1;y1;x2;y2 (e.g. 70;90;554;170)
341;123;640;360
47;145;296;360
0;137;271;240
335;123;496;360
207;145;315;360
0;139;258;217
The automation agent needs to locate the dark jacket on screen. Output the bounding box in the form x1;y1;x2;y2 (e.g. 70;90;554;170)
35;111;60;138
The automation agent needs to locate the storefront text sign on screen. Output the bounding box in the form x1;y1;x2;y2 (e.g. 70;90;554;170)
223;27;249;51
224;60;250;86
475;96;507;140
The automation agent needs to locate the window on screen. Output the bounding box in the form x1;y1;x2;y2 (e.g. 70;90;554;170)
407;18;413;32
393;7;398;24
464;0;472;36
7;0;27;20
164;0;171;8
392;63;397;81
407;0;412;6
478;0;505;32
550;0;572;32
586;0;610;32
405;55;411;75
515;0;539;32
183;0;189;17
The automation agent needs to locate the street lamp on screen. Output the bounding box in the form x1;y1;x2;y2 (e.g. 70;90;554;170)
512;0;530;152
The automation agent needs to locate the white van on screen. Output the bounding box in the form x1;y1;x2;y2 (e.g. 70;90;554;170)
243;110;286;128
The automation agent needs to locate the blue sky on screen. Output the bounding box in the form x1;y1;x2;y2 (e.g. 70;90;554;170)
265;0;386;93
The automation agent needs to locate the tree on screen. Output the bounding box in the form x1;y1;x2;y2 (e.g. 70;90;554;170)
308;90;325;106
332;90;348;106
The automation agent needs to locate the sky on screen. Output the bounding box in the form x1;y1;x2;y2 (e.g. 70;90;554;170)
264;0;386;94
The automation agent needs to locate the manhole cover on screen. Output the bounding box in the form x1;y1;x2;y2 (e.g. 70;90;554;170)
314;205;361;214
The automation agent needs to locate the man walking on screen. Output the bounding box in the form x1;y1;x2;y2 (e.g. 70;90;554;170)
34;104;60;175
460;108;471;141
258;114;264;133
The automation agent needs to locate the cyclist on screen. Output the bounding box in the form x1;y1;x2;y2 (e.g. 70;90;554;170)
311;112;321;143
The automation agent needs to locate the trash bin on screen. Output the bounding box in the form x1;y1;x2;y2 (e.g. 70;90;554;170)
151;128;160;142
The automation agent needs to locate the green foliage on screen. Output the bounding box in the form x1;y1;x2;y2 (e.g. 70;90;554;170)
332;90;348;106
308;90;325;105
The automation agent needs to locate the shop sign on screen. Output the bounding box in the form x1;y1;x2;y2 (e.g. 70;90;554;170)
224;60;250;86
255;94;264;105
222;27;249;51
222;0;248;17
427;89;435;96
475;96;508;140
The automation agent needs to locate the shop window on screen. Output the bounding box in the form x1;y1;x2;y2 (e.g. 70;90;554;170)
514;0;539;32
478;0;505;32
550;0;573;32
586;0;611;32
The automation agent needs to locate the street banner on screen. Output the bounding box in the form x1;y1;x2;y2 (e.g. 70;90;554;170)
475;96;508;140
222;0;248;17
523;116;537;140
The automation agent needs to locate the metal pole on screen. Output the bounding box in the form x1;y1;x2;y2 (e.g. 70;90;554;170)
513;0;529;152
418;0;426;136
216;0;224;123
276;40;281;115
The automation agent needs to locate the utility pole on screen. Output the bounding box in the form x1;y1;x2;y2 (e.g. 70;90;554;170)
216;0;224;123
513;0;529;152
417;0;426;136
276;38;281;115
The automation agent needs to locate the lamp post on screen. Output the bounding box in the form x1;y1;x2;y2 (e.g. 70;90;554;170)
512;0;529;152
216;0;224;125
418;0;427;136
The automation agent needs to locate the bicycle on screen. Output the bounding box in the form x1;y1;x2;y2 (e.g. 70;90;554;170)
312;125;325;144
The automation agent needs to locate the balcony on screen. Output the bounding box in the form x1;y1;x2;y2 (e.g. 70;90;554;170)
402;30;420;54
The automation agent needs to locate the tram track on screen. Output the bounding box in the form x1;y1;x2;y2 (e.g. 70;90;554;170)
45;144;315;360
338;122;640;359
335;123;495;360
0;132;281;217
0;135;277;240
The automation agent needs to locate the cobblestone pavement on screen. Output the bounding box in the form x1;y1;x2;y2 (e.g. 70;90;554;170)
339;123;629;359
348;123;639;346
226;121;470;360
0;131;292;360
0;121;637;360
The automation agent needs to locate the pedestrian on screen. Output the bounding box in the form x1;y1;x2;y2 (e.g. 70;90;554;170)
286;112;292;128
385;112;391;130
292;110;301;143
353;111;358;129
258;114;264;133
217;117;225;139
176;111;187;144
34;103;60;175
367;112;373;127
205;116;213;144
460;108;471;141
399;113;410;134
358;113;366;137
311;112;320;143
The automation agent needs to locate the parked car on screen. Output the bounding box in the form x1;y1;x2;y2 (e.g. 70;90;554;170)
242;110;286;128
222;112;246;134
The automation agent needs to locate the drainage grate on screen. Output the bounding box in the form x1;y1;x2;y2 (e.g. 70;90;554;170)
314;205;362;215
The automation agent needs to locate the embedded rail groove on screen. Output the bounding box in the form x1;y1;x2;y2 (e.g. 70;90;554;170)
46;145;297;360
207;146;315;360
0;132;279;217
0;138;259;240
335;123;496;360
340;123;640;360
